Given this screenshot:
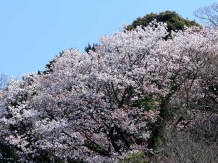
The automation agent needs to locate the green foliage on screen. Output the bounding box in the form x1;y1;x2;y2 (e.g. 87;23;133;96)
38;51;65;75
126;10;200;33
0;143;17;163
84;43;99;53
120;152;149;163
45;60;55;72
140;93;156;111
147;117;165;149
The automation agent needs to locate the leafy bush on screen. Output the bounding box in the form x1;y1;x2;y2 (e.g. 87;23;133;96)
120;152;148;163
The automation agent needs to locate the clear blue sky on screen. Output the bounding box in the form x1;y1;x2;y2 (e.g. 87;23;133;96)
0;0;216;78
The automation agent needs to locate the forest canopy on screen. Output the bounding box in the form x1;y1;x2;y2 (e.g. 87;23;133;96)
0;11;218;163
126;10;200;32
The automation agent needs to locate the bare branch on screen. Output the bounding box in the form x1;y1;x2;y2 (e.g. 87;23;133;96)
194;3;218;28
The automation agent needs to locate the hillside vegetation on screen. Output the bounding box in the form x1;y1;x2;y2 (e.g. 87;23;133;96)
0;12;217;163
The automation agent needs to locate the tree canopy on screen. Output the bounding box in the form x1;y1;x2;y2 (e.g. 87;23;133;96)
126;10;200;32
84;43;99;53
1;8;218;163
0;20;218;162
84;11;200;53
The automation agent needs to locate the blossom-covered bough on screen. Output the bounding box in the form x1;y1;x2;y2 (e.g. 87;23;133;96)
0;20;217;162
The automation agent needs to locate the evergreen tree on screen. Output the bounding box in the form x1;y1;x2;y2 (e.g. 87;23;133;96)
84;43;99;53
126;10;200;32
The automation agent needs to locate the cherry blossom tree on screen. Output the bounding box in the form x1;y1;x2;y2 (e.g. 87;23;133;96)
0;20;218;162
0;73;7;90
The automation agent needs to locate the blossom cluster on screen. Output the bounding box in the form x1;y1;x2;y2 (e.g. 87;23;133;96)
0;21;218;162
